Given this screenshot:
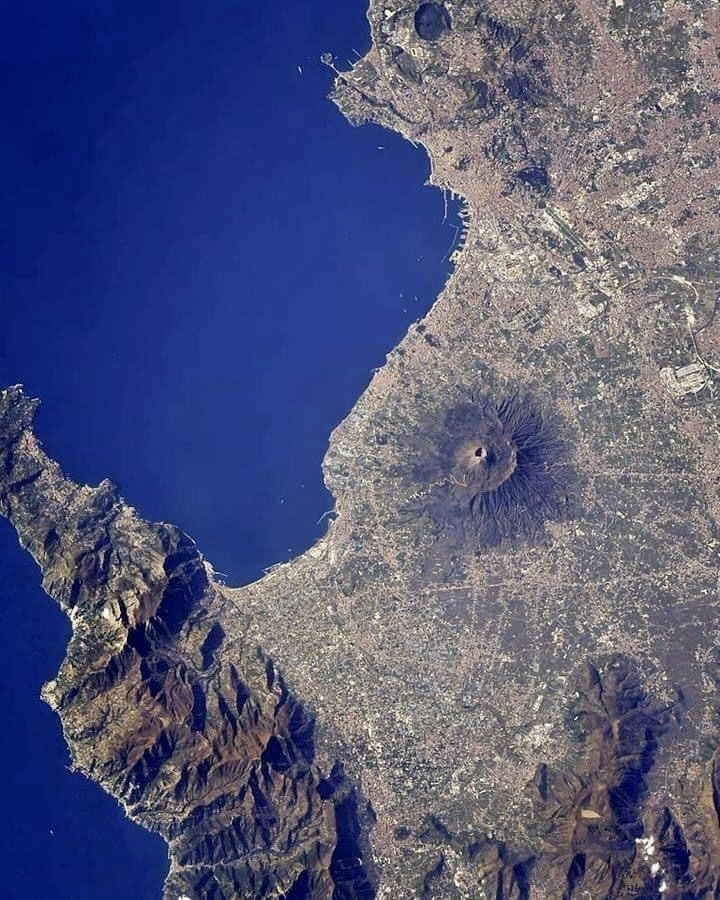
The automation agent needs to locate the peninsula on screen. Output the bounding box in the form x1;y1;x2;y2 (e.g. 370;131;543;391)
2;1;720;897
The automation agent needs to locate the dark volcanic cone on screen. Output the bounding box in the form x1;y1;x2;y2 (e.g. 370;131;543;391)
415;393;574;549
450;408;519;497
414;3;451;42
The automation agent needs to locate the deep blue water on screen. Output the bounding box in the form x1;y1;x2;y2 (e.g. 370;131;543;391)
0;2;457;897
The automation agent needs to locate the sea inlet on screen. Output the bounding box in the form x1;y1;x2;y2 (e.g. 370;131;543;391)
0;1;460;896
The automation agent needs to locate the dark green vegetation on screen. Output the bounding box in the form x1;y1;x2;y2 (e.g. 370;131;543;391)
415;4;452;41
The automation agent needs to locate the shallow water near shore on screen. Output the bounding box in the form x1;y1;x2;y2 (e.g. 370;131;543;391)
0;1;459;896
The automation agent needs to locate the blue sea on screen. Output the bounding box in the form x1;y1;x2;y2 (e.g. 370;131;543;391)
0;2;458;896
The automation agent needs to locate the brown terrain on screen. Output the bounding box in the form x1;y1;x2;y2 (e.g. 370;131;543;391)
2;1;720;897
